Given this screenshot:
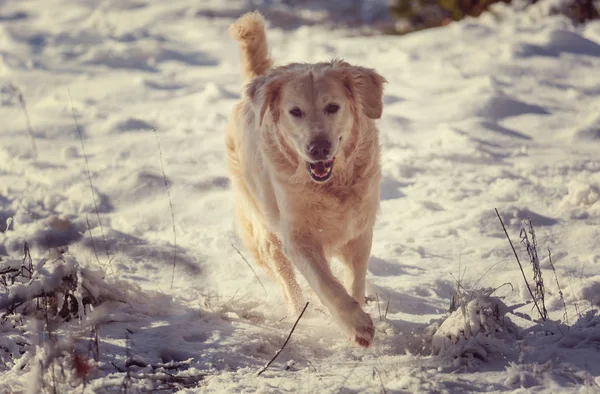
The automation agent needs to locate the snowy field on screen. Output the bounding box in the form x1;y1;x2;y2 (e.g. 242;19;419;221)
1;0;600;392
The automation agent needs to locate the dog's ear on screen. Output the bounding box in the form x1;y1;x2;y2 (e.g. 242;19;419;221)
335;65;386;119
246;75;284;126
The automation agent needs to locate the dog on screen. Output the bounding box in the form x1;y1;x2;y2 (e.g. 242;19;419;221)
226;11;385;347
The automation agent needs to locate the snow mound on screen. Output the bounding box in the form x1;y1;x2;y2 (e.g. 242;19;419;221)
430;288;518;364
479;205;558;236
509;29;600;59
198;82;238;103
110;117;154;134
469;93;549;121
572;112;600;142
578;276;600;307
82;42;218;71
561;180;600;208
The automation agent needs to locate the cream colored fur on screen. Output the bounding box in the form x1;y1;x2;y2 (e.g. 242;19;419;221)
227;11;385;347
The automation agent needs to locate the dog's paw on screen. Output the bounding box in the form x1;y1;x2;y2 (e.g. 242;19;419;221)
351;313;375;347
338;303;374;347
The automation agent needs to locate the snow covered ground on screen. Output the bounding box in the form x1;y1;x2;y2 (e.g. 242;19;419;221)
1;0;600;392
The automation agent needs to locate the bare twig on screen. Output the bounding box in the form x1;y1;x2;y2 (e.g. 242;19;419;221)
232;244;268;296
548;249;569;325
257;301;309;376
495;208;545;321
376;293;382;322
68;91;111;267
384;298;390;319
152;128;177;289
15;87;38;159
120;329;133;393
488;282;514;297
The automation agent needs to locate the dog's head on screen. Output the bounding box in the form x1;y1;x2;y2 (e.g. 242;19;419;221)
247;60;386;183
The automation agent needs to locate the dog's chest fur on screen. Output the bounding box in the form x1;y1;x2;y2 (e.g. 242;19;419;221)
282;171;380;249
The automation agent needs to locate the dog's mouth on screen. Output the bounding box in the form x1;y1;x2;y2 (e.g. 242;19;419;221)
306;158;335;183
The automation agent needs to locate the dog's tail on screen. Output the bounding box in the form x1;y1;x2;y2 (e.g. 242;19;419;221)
229;11;272;83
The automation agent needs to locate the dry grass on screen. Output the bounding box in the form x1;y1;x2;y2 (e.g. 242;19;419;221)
520;219;548;321
495;208;546;321
68;91;111;273
547;249;569;324
14;84;38;159
152;127;178;289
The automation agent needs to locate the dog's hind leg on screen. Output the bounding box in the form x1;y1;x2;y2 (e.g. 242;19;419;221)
236;205;274;275
236;206;304;312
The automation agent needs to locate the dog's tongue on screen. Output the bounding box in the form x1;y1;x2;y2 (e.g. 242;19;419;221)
312;162;327;175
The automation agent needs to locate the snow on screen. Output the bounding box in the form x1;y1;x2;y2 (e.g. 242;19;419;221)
1;0;600;392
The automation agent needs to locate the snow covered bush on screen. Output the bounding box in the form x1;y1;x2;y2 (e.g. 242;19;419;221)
1;246;135;391
429;288;519;365
0;243;208;392
0;246;128;324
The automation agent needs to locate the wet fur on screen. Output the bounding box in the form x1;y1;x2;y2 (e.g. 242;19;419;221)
227;11;385;347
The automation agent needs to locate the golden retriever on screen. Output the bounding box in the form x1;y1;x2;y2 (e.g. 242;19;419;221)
226;11;385;347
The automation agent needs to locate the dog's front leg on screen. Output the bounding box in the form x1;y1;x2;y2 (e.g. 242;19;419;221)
340;229;372;306
283;232;374;347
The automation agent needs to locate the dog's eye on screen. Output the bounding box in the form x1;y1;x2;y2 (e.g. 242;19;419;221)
289;107;303;118
325;103;340;114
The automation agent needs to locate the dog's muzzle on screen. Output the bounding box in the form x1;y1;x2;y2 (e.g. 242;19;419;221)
306;139;334;183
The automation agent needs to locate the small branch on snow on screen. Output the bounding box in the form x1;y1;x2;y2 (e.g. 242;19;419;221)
257;301;309;377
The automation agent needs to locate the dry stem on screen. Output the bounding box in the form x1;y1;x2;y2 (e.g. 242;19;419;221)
548;249;569;325
232;244;268;295
68;90;111;269
152;128;177;288
257;301;309;376
15;86;38;159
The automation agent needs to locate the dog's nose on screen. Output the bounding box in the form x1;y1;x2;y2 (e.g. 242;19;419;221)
308;139;331;161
